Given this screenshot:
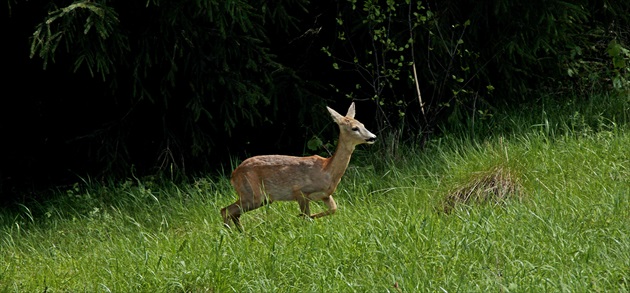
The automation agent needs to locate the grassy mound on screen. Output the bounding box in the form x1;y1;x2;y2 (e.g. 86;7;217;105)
441;163;524;213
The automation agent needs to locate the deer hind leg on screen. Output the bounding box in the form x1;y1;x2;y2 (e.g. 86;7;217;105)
221;176;267;230
310;195;338;219
221;201;244;230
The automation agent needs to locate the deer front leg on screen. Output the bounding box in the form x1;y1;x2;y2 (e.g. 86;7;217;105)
310;195;337;219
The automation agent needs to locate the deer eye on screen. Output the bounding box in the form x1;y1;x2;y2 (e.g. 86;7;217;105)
352;126;359;131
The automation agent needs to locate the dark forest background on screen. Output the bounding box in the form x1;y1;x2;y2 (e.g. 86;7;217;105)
2;0;629;202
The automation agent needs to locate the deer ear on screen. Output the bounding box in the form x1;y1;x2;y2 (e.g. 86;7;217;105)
327;106;344;124
346;102;356;119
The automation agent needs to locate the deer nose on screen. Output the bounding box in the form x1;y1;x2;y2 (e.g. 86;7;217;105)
366;136;376;143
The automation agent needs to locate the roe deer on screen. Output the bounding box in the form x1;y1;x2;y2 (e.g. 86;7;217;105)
220;102;376;230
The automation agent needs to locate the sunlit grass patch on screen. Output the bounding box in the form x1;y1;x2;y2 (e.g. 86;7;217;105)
1;102;629;291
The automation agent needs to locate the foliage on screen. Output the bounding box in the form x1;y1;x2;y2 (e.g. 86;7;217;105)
326;0;630;148
324;0;483;144
607;39;630;94
30;1;128;78
26;0;316;176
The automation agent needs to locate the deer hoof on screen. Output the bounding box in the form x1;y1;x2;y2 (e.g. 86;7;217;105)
297;213;314;220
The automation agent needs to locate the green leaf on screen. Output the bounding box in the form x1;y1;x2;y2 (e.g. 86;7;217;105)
613;57;627;70
607;39;621;57
307;136;323;151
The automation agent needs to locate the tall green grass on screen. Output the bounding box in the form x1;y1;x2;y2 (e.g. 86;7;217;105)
1;94;629;292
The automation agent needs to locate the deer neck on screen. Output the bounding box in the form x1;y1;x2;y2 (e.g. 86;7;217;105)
324;133;356;184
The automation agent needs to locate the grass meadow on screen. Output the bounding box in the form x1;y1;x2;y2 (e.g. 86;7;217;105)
1;94;629;292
